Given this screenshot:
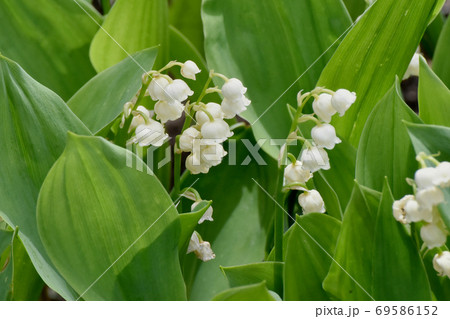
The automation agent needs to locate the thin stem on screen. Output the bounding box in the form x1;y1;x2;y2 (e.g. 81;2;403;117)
196;77;213;104
173;138;181;198
273;166;285;295
102;0;111;14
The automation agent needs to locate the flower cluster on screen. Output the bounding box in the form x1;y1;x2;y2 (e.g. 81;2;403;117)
283;88;356;214
393;154;450;278
178;77;250;175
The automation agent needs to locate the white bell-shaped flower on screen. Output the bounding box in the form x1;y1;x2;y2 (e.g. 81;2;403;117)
284;161;312;185
164;79;194;102
222;78;247;100
180;60;201;80
185;153;211;175
200;119;233;143
415;167;439;190
154;100;184;123
187;232;215;262
392;195;414;224
298;190;326;214
134;120;168;147
433;251;450;278
416;186;444;210
436;161;450;187
403;53;421;80
129;106;152;131
311;123;342;150
221;97;250;119
312;93;336;123
199;143;227;167
179;127;200;152
191;201;214;224
403;197;433;223
331;89;356;116
196;103;224;126
300;146;330;172
420;223;448;249
148;76;170;101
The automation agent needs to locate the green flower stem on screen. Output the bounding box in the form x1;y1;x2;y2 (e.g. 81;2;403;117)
196;76;213;104
115;75;152;147
102;0;111;14
172;140;181;200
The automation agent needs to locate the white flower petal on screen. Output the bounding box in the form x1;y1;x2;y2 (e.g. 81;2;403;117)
312;93;336;123
300;146;330;172
180;60;201;80
331;89;356;116
298;190;326;214
311;123;341;150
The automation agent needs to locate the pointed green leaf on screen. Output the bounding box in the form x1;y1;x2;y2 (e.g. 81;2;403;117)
285;214;341;301
433;17;450;88
37;134;186;300
68;47;158;133
221;262;284;297
323;183;380;301
90;0;168;72
318;0;442;146
356;80;422;198
202;0;351;158
418;57;450;126
372;180;432;300
0;55;91;300
0;0;101;100
211;282;277;301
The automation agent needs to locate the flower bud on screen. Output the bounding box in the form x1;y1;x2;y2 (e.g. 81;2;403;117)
331;89;356;116
191;201;214;224
179;127;200;152
420;223;448;249
300;146;330;172
311;123;342;150
196;103;224;126
298;190;326;214
284;161;312;185
433;251;450;278
222;78;247;100
148;76;170;101
221;97;250;119
416;186;444;210
185;153;211;175
180;60;201;80
165;79;194;102
415;167;439;190
154;100;184;123
134;121;168;147
312;93;336;123
129;106;152;131
436;161;450;187
200;119;233;143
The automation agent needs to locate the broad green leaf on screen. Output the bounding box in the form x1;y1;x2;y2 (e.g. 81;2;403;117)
0;55;91;300
183;135;276;300
405;122;450;230
0;0;101;100
319;140;356;211
323;183;380;301
0;229;44;301
318;0;442;146
284;214;341;301
419;57;450;127
313;173;343;220
37;134;186;301
202;0;352;159
169;0;204;55
372;180;432;300
221;262;284;297
68;47;158;133
433;15;450;87
90;0;169;72
211;282;277;301
421;13;444;58
356;80;422;198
